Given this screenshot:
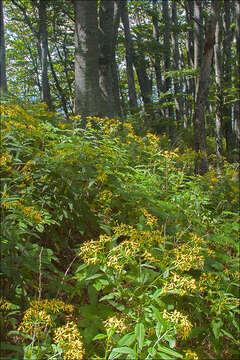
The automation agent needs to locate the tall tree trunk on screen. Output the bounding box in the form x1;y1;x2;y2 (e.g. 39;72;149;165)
99;0;115;118
193;0;221;174
214;17;223;168
152;0;163;99
172;0;184;130
185;0;194;126
47;48;69;119
118;0;138;112
222;0;236;159
74;0;100;119
162;0;174;138
39;0;53;110
133;13;152;117
0;0;7;96
234;0;240;153
193;0;203;93
111;1;121;118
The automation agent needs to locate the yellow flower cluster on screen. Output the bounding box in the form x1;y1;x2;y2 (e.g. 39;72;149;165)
163;309;193;339
210;296;240;315
79;224;165;272
17;204;43;223
54;321;85;360
184;349;199;359
79;234;110;265
161;273;197;296
0;298;12;311
141;208;158;227
18;299;75;338
173;243;204;272
29;299;74;314
18;308;52;336
198;272;221;292
103;315;128;334
0;151;12;168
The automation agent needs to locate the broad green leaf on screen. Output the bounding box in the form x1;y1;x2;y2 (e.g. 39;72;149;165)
157;345;183;358
118;332;136;347
135;323;145;350
108;347;136;360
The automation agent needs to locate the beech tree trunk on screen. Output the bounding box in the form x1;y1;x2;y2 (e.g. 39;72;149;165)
39;0;53;110
74;0;100;119
193;0;221;174
0;0;7;96
118;0;138;112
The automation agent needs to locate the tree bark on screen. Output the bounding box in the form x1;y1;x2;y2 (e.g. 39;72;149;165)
193;0;221;174
152;0;163;99
0;0;7;96
111;1;121;118
222;0;236;158
39;0;54;110
162;0;174;138
214;17;223;168
99;0;115;118
74;0;100;119
234;0;240;152
118;0;138;112
172;0;184;129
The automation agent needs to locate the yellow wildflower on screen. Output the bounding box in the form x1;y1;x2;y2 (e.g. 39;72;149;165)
54;321;85;360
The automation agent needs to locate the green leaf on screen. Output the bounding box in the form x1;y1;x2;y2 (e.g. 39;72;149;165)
135;323;145;351
157;345;183;358
108;347;137;360
118;332;136;347
92;333;107;340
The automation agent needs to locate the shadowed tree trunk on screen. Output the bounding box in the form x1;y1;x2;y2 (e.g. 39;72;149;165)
222;0;236;159
193;0;221;174
214;17;223;170
172;0;184;130
162;0;174;138
111;1;121;118
74;0;100;119
99;0;115;118
0;0;7;96
118;0;138;112
39;0;53;110
234;0;240;153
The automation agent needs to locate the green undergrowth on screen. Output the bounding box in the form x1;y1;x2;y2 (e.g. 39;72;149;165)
0;102;239;359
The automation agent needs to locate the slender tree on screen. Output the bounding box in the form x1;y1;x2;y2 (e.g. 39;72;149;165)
214;16;223;168
39;0;53;110
234;0;240;150
193;0;221;174
118;0;138;112
0;0;7;96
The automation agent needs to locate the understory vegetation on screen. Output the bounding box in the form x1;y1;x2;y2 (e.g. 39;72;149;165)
0;101;239;359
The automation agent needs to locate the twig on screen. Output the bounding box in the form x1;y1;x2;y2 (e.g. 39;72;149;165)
56;255;78;299
38;247;44;301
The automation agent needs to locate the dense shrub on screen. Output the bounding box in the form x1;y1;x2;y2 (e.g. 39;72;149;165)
0;102;239;359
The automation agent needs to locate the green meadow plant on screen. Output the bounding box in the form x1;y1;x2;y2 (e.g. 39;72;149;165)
0;101;239;359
